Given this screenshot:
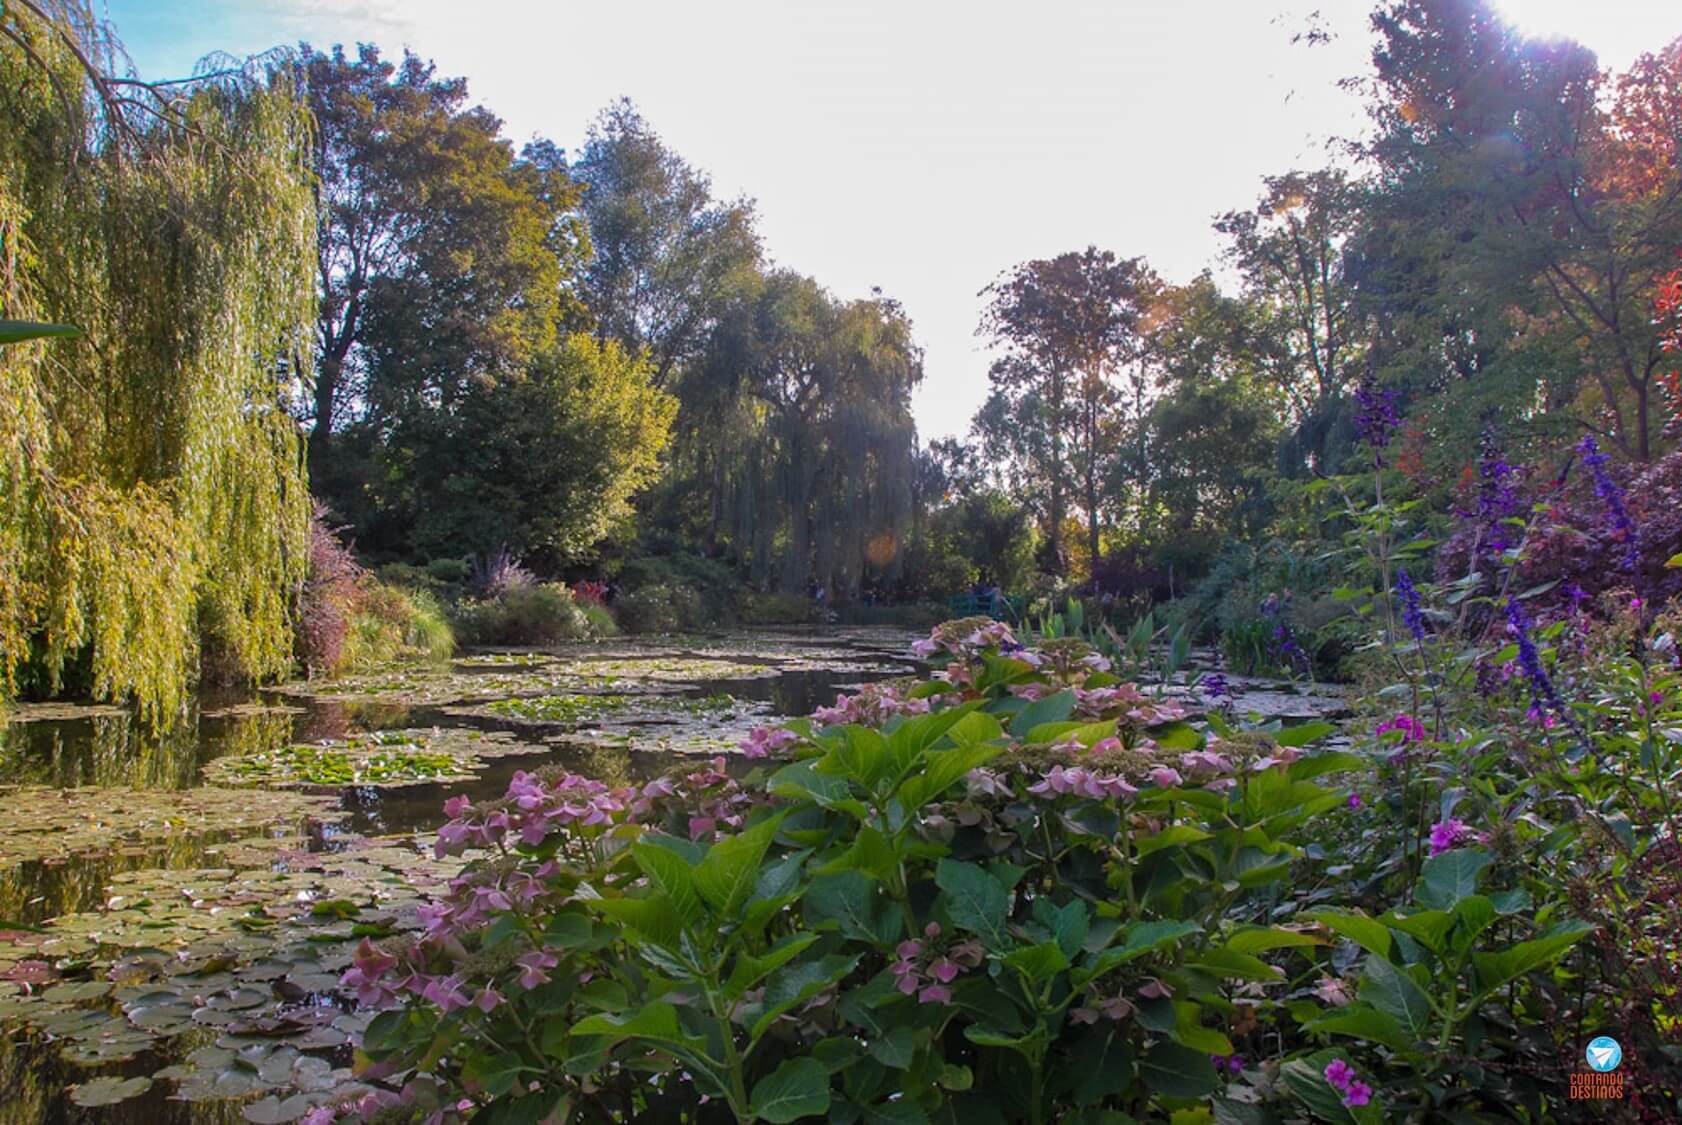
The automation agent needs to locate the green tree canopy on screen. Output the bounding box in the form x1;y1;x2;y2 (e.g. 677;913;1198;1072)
974;247;1160;577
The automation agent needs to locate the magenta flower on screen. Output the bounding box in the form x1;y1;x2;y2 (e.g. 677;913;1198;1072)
1347;792;1363;810
917;984;952;1005
1428;817;1471;856
1376;713;1426;743
1324;1058;1355;1090
928;958;961;984
1343;1080;1374;1108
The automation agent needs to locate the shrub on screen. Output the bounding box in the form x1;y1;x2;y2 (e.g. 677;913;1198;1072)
342;585;455;670
578;601;619;639
467;545;535;599
618;553;739;621
296;507;363;678
425;557;472;586
612;582;707;634
738;591;817;626
831;601;948;630
452;583;588;647
328;616;1610;1123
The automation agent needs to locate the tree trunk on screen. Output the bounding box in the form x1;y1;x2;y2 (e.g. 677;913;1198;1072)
308;352;341;482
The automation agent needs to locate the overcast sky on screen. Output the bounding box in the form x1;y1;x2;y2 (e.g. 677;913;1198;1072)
102;0;1679;440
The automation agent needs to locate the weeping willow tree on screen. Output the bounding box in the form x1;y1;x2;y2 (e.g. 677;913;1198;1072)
0;2;316;722
664;271;922;598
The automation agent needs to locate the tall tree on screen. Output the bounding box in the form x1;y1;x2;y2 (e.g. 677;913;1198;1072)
1216;170;1365;474
573;100;761;387
688;271;923;596
974;247;1159;576
1135;277;1283;545
378;335;676;565
1364;1;1682;459
300;44;587;482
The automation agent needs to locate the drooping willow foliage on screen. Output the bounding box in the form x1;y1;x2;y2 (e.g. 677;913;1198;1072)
0;2;317;722
663;272;922;597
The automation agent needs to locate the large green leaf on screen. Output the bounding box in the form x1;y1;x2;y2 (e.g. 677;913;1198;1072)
1274;720;1335;747
1416;848;1491;909
805;871;901;944
726;932;821;1000
750;954;860;1040
591;895;684;952
898;741;1003;808
1076;919;1202;983
752;1057;831;1122
1003;940;1069;984
1008;690;1077;737
571;1000;683;1044
944;710;1005;746
1306;1005;1415;1052
0;319;82;345
1359;956;1434;1038
1138;1040;1217;1098
1381;909;1453;955
1032;898;1091;959
821;726;895;788
1472;921;1595;994
935;859;1010;950
1147;720;1203;751
633;839;702;925
1220;926;1327;955
816;825;899;882
771;761;854;807
695;812;787;915
1303;909;1392;959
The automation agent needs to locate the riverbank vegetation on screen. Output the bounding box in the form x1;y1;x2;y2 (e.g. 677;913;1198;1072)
7;0;1676;712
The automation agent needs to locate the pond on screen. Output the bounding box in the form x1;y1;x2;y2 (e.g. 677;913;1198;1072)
0;629;1348;1123
0;628;921;1124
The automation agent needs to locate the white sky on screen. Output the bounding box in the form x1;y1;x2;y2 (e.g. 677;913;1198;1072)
105;0;1679;440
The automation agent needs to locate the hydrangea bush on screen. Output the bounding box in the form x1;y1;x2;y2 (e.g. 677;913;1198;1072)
313;612;1615;1123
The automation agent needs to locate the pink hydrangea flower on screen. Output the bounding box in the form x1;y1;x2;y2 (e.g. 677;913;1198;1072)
739;725;800;758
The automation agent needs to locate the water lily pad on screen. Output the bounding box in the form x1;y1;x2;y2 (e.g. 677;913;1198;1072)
244;1094;319;1123
68;1074;152;1106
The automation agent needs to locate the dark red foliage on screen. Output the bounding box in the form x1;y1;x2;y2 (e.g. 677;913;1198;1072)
297;504;366;677
573;580;609;606
1438;449;1682;614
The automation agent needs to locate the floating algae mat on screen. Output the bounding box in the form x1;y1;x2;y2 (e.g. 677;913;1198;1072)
442;692;772;757
204;728;546;790
0;786;337;872
0;830;463;1116
468;690;754;724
